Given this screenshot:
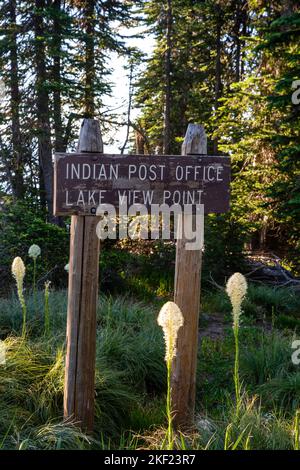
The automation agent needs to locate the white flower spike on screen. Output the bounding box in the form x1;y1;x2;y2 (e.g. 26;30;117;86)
157;301;184;363
12;256;25;287
226;272;247;328
12;256;27;337
28;244;41;259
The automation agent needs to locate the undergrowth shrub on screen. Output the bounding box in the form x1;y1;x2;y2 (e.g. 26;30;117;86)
0;201;69;293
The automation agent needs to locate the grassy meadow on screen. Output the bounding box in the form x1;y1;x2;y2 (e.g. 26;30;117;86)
1;261;300;450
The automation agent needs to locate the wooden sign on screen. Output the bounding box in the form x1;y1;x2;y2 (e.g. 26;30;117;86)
54;153;230;216
61;119;231;433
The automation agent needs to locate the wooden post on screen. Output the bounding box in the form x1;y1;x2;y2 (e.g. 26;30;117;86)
171;123;207;427
63;118;103;432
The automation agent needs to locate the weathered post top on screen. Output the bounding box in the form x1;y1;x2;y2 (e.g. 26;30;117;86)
182;123;207;155
77;118;103;153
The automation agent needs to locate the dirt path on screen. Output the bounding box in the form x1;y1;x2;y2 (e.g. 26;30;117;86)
198;312;272;343
199;313;226;341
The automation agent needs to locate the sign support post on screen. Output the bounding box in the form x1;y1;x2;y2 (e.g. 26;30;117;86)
172;124;207;427
63;118;102;432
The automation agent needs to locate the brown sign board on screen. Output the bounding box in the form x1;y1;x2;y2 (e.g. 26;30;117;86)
53;153;230;216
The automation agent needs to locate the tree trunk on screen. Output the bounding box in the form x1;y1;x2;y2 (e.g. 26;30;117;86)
234;0;248;82
84;0;95;118
213;12;222;154
121;61;134;155
9;0;25;199
163;0;172;155
34;0;54;216
235;25;241;82
240;13;248;79
52;0;64;152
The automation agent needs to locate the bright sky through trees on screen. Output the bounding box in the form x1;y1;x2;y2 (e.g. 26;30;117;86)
103;26;154;153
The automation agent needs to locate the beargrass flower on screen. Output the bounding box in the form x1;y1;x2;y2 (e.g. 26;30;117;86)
64;263;69;273
12;256;25;285
295;409;300;450
226;272;247;416
28;244;41;310
28;244;41;259
12;257;27;337
0;339;5;365
157;301;184;364
157;301;184;450
226;272;247;328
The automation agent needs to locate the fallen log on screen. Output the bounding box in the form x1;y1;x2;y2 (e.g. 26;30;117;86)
244;253;300;288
